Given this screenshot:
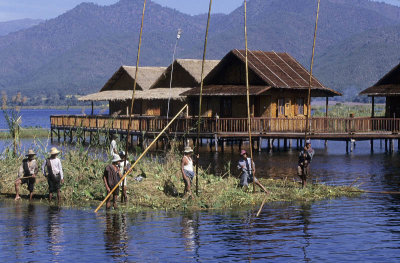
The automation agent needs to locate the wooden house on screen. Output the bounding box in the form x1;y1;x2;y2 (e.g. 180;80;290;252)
181;49;341;118
79;59;219;117
79;66;166;115
146;59;220;116
360;62;400;118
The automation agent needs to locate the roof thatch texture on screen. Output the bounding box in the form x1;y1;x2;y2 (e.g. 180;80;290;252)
78;88;191;102
151;59;220;89
201;49;340;97
181;85;270;96
100;66;166;92
360;62;400;96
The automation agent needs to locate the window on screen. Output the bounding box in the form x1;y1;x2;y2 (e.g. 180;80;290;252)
278;98;285;116
297;98;304;115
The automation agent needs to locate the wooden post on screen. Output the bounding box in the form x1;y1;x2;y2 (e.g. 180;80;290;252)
214;134;218;152
91;101;94;115
221;138;224;152
398;139;400;152
258;137;262;152
51;128;54;142
57;129;60;143
390;139;394;153
370;139;374;153
239;140;242;151
284;138;288;150
346;140;349;153
385;139;388;152
371;96;375;118
277;139;280;151
289;139;292;148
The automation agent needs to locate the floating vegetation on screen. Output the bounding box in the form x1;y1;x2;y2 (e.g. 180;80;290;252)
0;143;362;211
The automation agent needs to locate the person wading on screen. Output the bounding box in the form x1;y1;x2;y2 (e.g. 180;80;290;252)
119;151;130;203
181;146;196;198
297;141;314;188
237;150;268;193
103;155;121;209
42;147;64;204
15;150;38;201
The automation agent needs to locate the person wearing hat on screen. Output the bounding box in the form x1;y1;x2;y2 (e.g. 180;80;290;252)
42;147;64;204
15;149;38;201
119;151;130;203
103;155;122;209
237;150;268;193
181;146;196;198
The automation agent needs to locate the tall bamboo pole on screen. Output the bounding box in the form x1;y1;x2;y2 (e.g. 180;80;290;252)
95;104;188;213
244;0;255;191
122;0;147;197
305;0;321;141
195;0;213;196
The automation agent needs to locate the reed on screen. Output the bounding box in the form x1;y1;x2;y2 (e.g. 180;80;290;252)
0;143;361;210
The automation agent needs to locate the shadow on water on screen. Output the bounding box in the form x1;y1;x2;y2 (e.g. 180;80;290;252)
103;212;129;261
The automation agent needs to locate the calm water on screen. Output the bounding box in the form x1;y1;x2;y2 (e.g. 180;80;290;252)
0;108;107;129
2;110;400;261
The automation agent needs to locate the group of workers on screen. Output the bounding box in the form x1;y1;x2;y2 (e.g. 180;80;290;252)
14;134;315;205
15;147;64;203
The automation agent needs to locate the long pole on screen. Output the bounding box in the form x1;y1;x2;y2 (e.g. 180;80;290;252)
123;0;147;190
195;0;213;196
244;0;255;191
167;29;182;120
305;0;321;141
95;104;188;213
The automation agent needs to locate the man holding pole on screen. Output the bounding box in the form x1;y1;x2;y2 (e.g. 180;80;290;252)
15;150;38;201
103;155;121;209
119;151;130;203
237;150;268;193
181;146;196;198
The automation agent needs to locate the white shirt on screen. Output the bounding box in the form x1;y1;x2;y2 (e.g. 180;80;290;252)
110;140;117;156
183;156;193;172
42;158;64;180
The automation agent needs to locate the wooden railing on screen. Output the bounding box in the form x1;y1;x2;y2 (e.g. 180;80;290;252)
50;115;400;134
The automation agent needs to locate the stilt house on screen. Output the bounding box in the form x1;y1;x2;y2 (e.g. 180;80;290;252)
360;62;400;118
181;49;341;118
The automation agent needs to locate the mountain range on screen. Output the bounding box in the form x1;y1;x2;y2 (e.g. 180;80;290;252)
0;0;400;102
0;18;43;36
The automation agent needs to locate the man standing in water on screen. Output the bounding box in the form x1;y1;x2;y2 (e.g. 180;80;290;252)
181;146;195;198
119;151;130;203
15;150;38;201
42;147;64;204
297;141;314;188
237;150;268;193
103;155;122;209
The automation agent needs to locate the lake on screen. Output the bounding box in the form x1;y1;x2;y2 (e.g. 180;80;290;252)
1;137;400;262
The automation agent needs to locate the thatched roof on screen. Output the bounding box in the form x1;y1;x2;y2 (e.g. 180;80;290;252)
182;85;270;96
200;49;340;97
150;59;220;89
360;62;400;96
101;66;166;92
78;88;190;102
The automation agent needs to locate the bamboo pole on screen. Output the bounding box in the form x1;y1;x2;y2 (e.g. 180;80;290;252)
244;0;255;192
195;0;213;197
122;0;147;198
305;0;321;141
94;104;188;213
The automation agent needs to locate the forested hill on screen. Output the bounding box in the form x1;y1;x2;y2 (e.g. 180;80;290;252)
0;0;399;102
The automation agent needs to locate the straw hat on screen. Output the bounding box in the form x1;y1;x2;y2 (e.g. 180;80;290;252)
184;146;193;153
25;149;36;156
49;147;60;155
112;155;121;163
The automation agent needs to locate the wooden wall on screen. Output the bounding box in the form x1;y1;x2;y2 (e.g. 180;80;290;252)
187;90;309;118
386;96;400;118
109;99;186;117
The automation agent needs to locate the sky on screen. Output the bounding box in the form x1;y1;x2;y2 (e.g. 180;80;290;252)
0;0;399;22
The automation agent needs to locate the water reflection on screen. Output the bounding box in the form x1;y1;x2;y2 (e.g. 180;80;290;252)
298;203;311;262
47;206;64;256
103;212;129;260
180;213;200;257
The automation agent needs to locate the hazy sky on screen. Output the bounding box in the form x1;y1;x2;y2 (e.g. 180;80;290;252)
0;0;399;22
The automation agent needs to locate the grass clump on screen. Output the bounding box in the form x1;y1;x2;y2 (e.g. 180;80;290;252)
0;145;361;210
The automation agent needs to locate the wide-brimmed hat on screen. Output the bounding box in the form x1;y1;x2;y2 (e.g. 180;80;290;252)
49;147;60;155
119;151;126;157
240;150;247;156
184;146;193;153
25;149;36;156
112;155;121;163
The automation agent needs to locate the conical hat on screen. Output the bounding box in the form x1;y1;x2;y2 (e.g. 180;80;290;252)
49;147;60;155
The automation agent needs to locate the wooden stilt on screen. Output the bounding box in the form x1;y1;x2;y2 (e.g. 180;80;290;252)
277;139;280;151
370;139;374;153
239;140;242;151
51;129;54;143
258;137;262;152
64;130;66;142
221;138;224;152
346;140;349;153
385;139;388;152
214;134;218;152
289;139;292;148
284;138;287;150
57;129;60;143
390;139;394;153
